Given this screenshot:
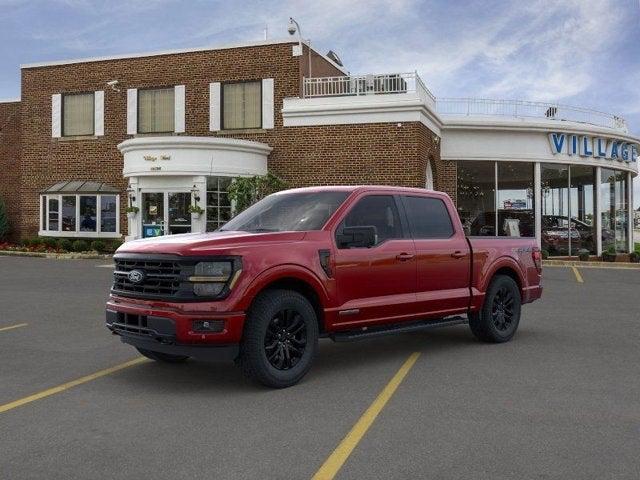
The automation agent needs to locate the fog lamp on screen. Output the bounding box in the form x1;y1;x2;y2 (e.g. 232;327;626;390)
192;319;225;333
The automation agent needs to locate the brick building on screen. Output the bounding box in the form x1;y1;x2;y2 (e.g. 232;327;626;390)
0;38;638;255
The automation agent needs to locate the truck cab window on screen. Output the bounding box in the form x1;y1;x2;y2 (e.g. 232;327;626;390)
340;195;402;245
402;196;454;238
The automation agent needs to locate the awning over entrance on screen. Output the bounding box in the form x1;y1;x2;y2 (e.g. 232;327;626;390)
41;180;120;194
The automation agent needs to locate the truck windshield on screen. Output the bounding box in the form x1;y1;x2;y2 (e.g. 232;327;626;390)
219;191;349;233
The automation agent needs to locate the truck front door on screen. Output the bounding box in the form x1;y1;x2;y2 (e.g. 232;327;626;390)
332;194;417;327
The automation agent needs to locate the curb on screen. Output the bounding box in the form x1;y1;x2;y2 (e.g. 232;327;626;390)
0;250;113;260
543;260;640;270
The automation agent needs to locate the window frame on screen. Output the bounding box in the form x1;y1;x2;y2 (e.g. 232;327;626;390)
400;195;455;240
61;91;95;137
221;80;263;131
334;194;406;249
136;86;176;134
39;193;121;238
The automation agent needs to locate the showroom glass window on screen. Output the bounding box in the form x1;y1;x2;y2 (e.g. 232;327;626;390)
40;194;119;236
601;168;628;253
138;87;175;133
541;164;570;256
62;92;94;136
206;177;233;231
222;81;261;130
456;161;496;236
497;163;534;237
569;166;596;255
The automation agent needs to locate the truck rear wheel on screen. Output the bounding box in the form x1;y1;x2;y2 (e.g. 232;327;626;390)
136;348;189;363
240;289;319;388
468;275;521;343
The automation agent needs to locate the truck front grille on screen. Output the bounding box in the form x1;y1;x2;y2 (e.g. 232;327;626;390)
113;258;182;297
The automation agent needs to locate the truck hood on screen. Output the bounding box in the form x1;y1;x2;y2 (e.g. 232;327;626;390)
116;231;307;256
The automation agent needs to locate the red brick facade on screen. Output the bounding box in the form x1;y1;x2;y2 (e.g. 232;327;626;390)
0;101;21;239
2;41;445;239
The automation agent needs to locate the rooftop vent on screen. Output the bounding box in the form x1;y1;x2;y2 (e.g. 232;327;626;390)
326;50;343;67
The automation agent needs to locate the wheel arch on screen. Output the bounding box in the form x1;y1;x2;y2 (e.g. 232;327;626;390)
239;265;329;334
483;257;525;297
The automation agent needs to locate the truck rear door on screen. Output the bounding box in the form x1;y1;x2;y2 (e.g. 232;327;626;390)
400;194;471;316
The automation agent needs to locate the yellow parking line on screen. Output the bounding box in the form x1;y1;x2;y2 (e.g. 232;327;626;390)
0;357;147;414
0;323;28;333
571;266;584;283
312;352;421;480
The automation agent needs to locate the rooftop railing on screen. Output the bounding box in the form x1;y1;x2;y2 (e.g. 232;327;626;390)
302;72;436;106
436;97;628;132
301;73;628;132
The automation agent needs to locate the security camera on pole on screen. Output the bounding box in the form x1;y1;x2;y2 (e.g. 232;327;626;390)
288;17;311;79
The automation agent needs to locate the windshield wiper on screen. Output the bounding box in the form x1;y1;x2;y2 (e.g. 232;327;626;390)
247;228;280;233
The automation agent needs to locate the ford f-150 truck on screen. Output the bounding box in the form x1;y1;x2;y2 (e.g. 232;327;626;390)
106;186;542;388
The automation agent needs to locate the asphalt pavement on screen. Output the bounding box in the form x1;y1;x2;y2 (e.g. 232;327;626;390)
0;256;638;479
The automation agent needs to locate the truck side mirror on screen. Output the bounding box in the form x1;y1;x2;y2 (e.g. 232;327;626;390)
337;226;377;248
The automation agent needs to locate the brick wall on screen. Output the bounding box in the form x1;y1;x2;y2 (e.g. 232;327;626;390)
0;101;21;239
417;123;456;203
16;42;444;239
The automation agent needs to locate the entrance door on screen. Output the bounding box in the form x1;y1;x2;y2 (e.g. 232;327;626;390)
168;192;191;235
142;192;165;237
141;192;192;237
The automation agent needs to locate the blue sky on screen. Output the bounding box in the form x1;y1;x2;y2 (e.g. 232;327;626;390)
1;0;639;203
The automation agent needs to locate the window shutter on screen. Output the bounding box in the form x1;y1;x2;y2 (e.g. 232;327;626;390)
51;94;62;138
94;90;104;136
209;82;221;131
262;78;274;129
127;88;137;135
174;85;185;133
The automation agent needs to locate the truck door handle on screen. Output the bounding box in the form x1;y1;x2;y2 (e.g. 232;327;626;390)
451;251;466;258
396;253;415;261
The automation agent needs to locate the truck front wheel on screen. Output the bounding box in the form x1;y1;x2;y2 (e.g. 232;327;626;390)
240;289;319;388
468;275;521;343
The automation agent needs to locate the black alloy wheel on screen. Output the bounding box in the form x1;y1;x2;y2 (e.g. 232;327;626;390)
264;309;308;370
468;274;521;343
240;289;319;388
491;286;516;332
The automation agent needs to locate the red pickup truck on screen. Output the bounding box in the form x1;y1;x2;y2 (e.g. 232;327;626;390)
106;186;542;388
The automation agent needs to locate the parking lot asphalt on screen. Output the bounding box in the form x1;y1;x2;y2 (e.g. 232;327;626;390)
0;256;639;479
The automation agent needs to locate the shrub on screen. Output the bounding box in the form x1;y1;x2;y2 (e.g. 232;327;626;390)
72;239;89;252
541;249;549;260
577;249;590;261
227;173;287;214
630;251;640;263
108;239;123;253
41;237;58;249
58;238;73;252
90;240;106;252
29;237;43;247
21;238;32;247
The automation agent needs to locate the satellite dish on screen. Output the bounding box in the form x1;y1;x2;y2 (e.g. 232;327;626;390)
326;50;343;67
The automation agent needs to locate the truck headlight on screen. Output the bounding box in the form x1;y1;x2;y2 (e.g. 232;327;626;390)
189;261;233;297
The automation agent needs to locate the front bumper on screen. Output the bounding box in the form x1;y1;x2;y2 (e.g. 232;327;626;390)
106;297;245;360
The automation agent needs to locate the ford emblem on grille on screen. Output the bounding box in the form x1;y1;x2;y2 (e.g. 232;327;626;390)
128;269;146;284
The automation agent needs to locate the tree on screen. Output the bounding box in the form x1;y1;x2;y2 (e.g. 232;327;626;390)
227;173;287;214
0;197;9;241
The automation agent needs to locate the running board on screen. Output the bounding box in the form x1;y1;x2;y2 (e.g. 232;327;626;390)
330;316;468;342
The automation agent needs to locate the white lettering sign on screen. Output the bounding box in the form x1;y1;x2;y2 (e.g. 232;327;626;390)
548;132;638;163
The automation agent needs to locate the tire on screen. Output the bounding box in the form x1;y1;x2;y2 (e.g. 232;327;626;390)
468;275;521;343
136;347;189;363
240;289;319;388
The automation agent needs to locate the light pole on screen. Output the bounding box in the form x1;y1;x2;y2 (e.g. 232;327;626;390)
288;17;312;80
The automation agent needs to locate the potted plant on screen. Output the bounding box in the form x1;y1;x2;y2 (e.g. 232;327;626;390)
577;249;590;261
126;206;139;219
602;245;617;262
188;204;204;220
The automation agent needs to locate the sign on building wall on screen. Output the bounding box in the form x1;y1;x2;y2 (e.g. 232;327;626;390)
548;132;638;163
